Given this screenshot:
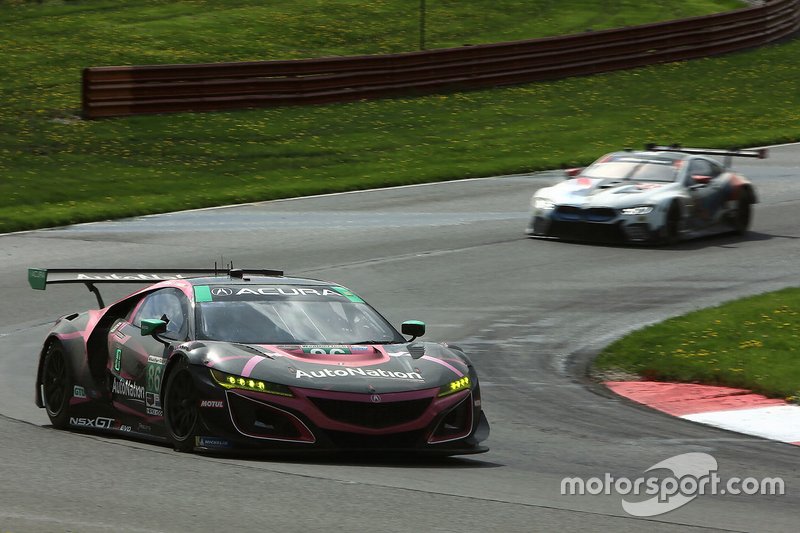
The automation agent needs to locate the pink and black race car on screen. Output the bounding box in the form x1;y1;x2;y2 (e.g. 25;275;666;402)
31;268;489;455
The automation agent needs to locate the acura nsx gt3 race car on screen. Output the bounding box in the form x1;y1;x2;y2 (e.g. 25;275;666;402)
526;144;767;244
30;268;489;455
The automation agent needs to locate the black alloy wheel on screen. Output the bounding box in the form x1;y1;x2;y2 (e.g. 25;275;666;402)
42;341;72;429
164;359;200;452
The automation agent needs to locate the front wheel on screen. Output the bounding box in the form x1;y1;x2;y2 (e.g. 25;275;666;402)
732;197;752;235
42;340;73;429
660;203;680;245
163;359;200;452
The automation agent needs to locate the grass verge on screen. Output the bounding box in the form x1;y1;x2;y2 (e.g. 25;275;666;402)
6;1;793;233
594;288;800;402
4;2;799;400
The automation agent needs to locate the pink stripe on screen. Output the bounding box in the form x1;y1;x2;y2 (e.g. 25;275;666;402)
421;355;463;377
241;355;265;378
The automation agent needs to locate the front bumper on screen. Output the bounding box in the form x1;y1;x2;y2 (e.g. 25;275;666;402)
527;209;660;243
192;368;490;455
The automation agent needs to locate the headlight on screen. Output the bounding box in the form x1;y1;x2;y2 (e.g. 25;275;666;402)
533;197;556;210
620;206;654;215
210;369;293;397
438;376;471;397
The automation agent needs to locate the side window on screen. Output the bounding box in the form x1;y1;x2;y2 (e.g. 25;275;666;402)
688;159;720;180
708;160;723;178
131;289;190;340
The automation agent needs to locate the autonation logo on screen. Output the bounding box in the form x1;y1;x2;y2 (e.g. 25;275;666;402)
561;452;784;517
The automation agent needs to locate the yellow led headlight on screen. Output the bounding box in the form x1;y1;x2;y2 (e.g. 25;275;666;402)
438;376;471;397
210;369;293;397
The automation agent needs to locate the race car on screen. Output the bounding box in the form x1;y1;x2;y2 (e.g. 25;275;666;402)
526;144;767;244
30;267;489;455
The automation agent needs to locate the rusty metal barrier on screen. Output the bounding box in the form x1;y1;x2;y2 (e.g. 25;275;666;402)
82;0;800;118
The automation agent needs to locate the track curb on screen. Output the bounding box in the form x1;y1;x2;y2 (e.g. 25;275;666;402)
606;381;800;446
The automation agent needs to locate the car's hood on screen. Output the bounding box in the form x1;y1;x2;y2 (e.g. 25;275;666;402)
539;177;678;207
195;341;470;394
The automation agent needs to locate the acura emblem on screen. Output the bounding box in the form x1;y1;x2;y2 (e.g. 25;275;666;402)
370;394;382;403
211;287;233;296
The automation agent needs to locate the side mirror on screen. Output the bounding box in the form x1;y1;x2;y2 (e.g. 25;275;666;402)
401;320;426;340
691;175;712;185
565;168;584;178
141;318;168;337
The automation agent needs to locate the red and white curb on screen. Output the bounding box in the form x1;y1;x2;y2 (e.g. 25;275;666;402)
606;381;800;446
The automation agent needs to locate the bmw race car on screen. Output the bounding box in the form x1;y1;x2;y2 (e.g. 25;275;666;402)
526;144;767;244
31;268;489;455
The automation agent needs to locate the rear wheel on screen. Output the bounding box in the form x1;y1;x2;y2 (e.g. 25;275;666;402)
163;359;200;452
42;341;72;429
733;196;752;235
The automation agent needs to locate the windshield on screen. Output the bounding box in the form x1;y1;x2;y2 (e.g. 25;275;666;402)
582;155;681;182
194;285;405;345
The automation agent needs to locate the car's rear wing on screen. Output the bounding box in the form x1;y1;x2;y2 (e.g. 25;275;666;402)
645;144;768;168
28;267;284;307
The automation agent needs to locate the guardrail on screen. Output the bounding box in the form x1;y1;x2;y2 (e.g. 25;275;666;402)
82;0;800;119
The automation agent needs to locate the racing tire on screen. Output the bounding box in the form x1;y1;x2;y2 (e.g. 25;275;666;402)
732;197;752;235
42;340;73;429
163;359;201;452
660;203;680;245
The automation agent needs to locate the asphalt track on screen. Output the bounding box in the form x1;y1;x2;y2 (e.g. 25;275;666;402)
1;144;799;532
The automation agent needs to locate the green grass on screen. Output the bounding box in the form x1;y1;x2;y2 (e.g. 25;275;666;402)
594;289;800;401
3;1;799;397
3;0;795;234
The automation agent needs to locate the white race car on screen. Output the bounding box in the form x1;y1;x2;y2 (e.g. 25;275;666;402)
526;145;767;244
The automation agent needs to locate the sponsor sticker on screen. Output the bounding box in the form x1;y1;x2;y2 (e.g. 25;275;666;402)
302;346;352;355
195;436;231;449
146;392;163;416
146;392;161;408
294;367;423;381
73;385;86;399
199;400;225;408
202;286;353;301
234;287;341;297
112;378;146;401
76;273;189;281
